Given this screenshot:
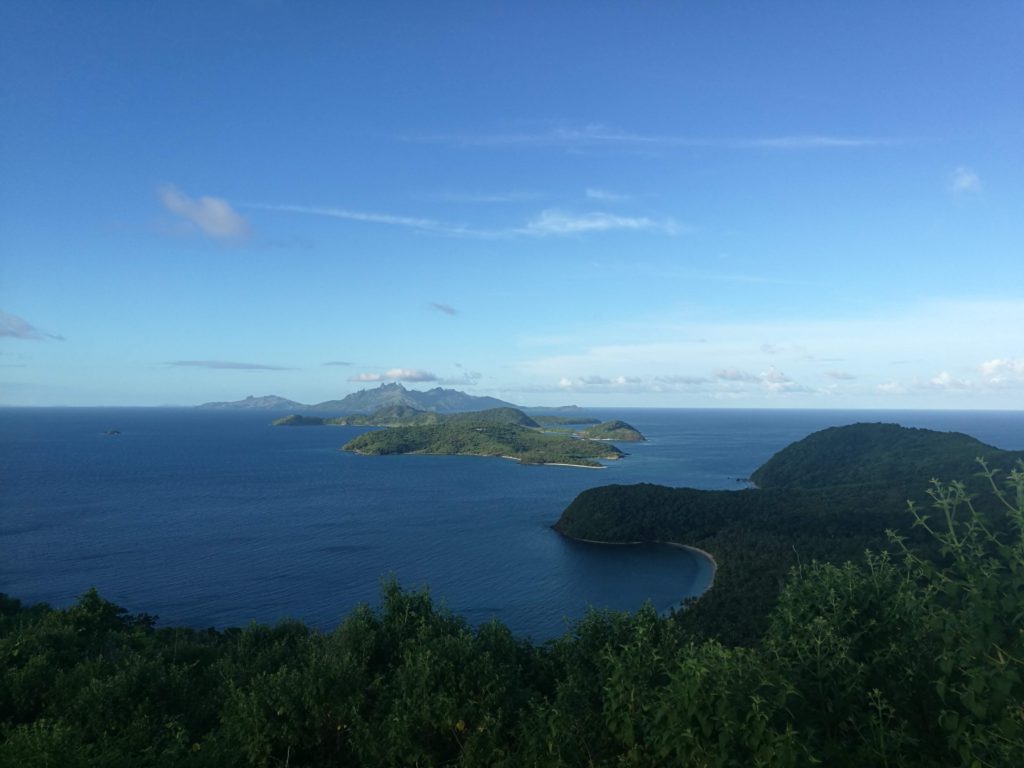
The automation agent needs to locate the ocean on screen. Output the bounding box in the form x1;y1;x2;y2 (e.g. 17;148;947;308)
1;407;1022;640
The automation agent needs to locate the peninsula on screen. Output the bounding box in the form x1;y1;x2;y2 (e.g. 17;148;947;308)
554;422;1024;644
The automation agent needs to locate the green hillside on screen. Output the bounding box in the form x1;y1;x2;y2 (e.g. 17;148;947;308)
751;422;1013;489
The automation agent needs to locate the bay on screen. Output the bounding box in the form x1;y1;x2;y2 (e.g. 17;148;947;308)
1;407;1021;640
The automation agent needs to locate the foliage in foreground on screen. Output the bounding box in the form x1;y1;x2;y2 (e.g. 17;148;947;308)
2;464;1022;767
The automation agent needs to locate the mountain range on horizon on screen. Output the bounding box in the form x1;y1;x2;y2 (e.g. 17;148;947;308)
197;382;544;415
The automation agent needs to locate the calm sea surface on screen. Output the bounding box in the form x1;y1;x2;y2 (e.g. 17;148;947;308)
2;407;1022;640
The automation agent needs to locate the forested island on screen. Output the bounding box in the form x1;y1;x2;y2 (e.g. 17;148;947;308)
274;406;643;467
343;421;624;467
579;419;645;442
3;423;1023;766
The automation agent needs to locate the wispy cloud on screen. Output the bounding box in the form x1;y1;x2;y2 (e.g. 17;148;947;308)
323;360;352;366
713;368;760;383
430;190;543;203
167;360;291;370
349;368;438;383
522;209;678;236
439;370;483;385
158;185;250;241
550;373;718;394
826;370;857;381
246;203;461;233
430;302;458;316
246;202;678;239
950;166;982;194
585;187;629;201
413;124;895;151
655;375;710;386
712;367;809;393
0;310;65;341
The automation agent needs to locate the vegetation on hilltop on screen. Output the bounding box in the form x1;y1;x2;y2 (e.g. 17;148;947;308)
328;404;442;427
580;419;645;442
3;462;1022;766
343;421;622;467
750;422;1014;489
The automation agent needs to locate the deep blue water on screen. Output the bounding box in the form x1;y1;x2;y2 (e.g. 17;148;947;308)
1;407;1022;640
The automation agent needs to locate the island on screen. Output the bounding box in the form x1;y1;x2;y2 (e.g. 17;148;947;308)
343;420;625;467
579;419;645;442
202;382;521;413
273;405;640;467
554;422;1024;644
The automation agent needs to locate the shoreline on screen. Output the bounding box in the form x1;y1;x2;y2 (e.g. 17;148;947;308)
555;531;718;608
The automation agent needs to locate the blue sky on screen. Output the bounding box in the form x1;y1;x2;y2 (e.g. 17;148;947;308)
1;1;1022;408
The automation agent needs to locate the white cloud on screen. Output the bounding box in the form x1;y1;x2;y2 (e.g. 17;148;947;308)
515;299;1024;385
556;373;703;394
350;368;438;383
558;374;648;392
950;166;982;194
158;185;250;241
826;370;857;381
0;310;64;341
980;358;1024;385
928;371;973;390
711;367;809;393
